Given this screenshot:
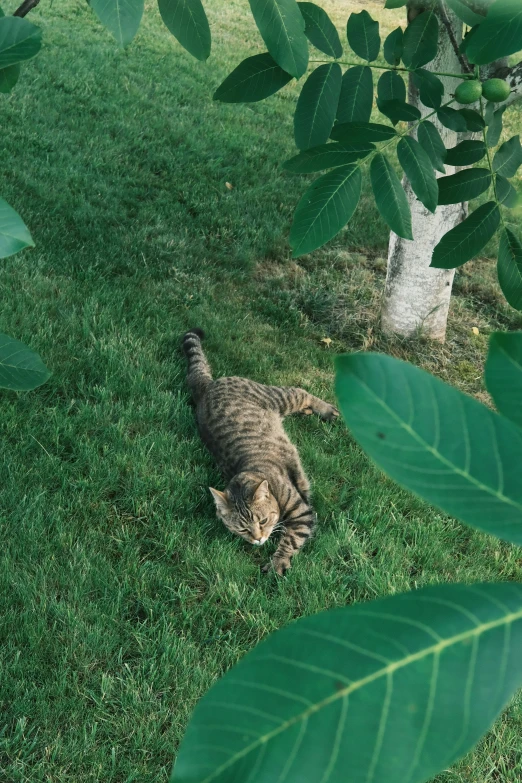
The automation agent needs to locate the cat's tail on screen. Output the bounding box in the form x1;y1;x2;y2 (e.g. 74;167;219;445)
182;328;212;403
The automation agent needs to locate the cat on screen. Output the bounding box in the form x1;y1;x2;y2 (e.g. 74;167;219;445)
182;328;339;575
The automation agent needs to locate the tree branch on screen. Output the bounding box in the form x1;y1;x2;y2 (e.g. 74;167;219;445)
13;0;41;18
439;1;473;73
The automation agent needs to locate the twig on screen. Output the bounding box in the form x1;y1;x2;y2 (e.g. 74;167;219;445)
13;0;41;18
439;1;474;74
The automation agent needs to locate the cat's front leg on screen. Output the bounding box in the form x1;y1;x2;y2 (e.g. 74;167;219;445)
262;500;315;575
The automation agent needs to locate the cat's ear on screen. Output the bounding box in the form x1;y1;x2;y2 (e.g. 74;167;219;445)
209;487;230;514
253;480;270;502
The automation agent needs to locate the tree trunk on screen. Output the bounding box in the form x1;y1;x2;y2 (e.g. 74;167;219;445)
381;6;465;342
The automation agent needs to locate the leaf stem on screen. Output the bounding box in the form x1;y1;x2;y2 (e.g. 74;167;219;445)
479;97;505;230
308;59;473;81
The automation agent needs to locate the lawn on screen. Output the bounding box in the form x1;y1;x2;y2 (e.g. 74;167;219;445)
1;0;522;781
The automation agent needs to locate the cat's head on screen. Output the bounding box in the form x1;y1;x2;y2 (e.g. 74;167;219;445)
209;475;280;546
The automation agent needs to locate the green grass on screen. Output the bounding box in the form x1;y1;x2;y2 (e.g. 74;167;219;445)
1;0;522;781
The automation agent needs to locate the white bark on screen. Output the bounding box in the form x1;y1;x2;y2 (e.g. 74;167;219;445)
381;6;465;342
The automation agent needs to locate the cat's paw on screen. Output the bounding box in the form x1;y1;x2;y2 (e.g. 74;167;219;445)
321;404;340;421
262;559;291;576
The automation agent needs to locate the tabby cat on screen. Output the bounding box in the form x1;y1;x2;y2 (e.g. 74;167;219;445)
183;328;339;574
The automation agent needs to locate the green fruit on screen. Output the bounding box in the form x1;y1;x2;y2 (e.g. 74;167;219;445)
482;78;511;103
455;80;483;104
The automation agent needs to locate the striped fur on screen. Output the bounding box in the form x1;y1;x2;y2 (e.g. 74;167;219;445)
183;329;339;575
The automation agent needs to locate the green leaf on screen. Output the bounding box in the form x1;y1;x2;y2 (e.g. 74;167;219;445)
460;24;481;58
294;63;341;150
486;105;506;148
418;120;447;174
377;71;406;104
497;228;522;311
336;65;373;124
402;9;438;69
377;99;421;126
384;0;407;7
445;140;486;166
335;352;522;545
213;53;292;103
0;198;34;259
371;153;412;240
298;2;342;59
431;201;500;269
0;62;20;93
331;121;396;144
173;581;522;783
248;0;308;78
437;106;468;132
496;175;518;208
493;136;522;178
0;333;50;391
485;331;522;426
0;17;41;68
383;26;403;66
157;0;210;60
446;0;484;26
290;164;362;257
412;68;444;109
466;0;522;65
397;137;438;213
458;109;485;132
346;10;380;62
90;0;144;47
283;141;374;173
437;169;491;206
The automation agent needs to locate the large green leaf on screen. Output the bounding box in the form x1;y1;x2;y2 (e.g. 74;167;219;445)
485;331;522;427
346;9;380;62
335;352;522;545
412;68;444;109
371;153;413;240
213;53;292;103
402;10;438;69
458;109;485;133
496;175;518;208
497;228;522;311
336;65;373;124
397;136;438;213
289;164;361;257
294;63;342;151
0;198;34;259
0;17;41;68
0;333;50;391
431;202;500;269
445;140;486;166
331;121;396;144
377;99;421;126
486;105;506;148
283;141;374;173
493;136;522;179
90;0;144;47
248;0;308;78
158;0;210;60
298;2;342;59
466;0;522;65
418;121;447;174
437;106;468;133
172;581;522;783
437;169;491;206
0;62;20;93
446;0;484;27
383;26;403;66
377;71;406;104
